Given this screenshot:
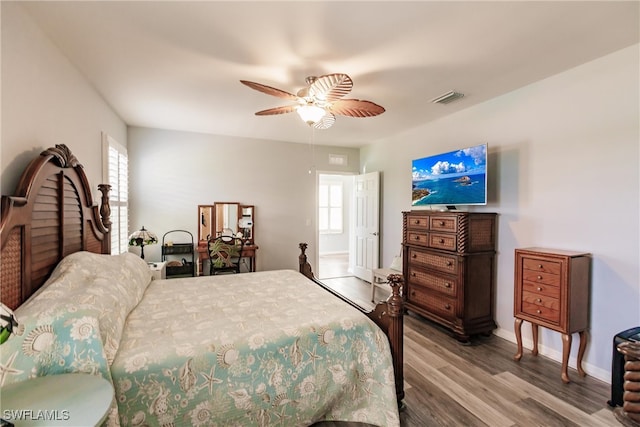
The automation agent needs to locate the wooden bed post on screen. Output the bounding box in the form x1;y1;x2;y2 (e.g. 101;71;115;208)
298;242;314;278
298;242;405;408
386;273;405;407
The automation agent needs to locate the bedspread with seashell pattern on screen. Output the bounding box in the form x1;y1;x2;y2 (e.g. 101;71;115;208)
109;269;400;427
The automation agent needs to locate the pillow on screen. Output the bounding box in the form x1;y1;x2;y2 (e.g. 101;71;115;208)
16;251;152;365
0;308;121;426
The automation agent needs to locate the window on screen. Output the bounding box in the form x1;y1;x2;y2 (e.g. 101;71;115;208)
319;181;343;234
102;133;129;254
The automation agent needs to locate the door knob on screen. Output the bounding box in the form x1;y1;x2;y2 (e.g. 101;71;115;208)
371;232;379;236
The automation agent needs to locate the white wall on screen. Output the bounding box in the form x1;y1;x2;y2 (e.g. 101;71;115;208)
1;2;126;197
362;45;640;381
127;126;359;272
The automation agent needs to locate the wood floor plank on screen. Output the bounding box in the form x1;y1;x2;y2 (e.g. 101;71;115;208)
316;276;617;427
402;364;486;427
493;371;617;427
404;339;515;427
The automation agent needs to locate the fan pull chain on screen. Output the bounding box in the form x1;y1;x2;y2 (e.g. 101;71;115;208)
308;127;316;175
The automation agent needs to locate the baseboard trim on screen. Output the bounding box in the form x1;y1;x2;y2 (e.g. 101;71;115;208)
493;326;610;384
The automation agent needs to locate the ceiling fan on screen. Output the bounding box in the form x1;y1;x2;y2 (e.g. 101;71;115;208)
240;73;385;129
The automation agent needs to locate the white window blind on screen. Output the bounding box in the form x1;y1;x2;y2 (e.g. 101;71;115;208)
102;133;129;254
319;182;343;234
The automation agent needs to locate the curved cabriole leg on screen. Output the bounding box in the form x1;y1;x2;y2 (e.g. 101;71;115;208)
577;330;588;377
531;323;539;357
514;318;524;361
561;333;572;384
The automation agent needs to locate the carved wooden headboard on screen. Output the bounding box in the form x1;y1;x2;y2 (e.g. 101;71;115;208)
0;144;111;310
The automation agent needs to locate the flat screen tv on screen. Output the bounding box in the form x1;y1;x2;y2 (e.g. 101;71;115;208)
412;143;487;208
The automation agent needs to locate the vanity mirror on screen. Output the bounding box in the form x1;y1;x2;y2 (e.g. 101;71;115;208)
214;202;240;237
240;205;255;244
196;202;258;274
198;205;214;241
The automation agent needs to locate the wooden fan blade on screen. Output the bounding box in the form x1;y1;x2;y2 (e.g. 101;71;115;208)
240;80;299;101
313;113;336;130
329;99;385;118
255;105;298;116
309;74;353;102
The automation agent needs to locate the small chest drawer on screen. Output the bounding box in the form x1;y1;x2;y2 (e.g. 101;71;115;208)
522;281;560;299
522;257;562;275
407;267;457;296
430;216;458;233
407;231;429;247
408;248;458;274
429;233;457;252
521;270;561;286
521;291;560;324
408;285;456;320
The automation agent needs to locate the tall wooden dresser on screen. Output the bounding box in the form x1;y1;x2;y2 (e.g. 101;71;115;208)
513;247;590;383
402;211;497;341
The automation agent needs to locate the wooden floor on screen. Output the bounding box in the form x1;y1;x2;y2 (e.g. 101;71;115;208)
316;276;619;427
318;253;350;280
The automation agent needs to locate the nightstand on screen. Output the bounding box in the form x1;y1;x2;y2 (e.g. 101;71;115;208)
148;261;167;280
0;373;113;426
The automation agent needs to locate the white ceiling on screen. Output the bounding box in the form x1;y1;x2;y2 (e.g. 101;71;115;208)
21;1;639;148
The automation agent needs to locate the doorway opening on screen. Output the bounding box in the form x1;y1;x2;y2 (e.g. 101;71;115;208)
317;173;353;280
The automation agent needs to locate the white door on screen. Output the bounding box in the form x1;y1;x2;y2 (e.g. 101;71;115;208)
353;171;380;282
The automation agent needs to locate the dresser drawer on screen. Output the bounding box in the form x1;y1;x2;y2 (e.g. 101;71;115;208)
430;215;458;233
408;285;456;320
429;232;457;252
521;269;560;286
407;268;457;296
407;231;429;247
406;215;430;230
408;248;458;274
522;281;560;299
522;257;562;275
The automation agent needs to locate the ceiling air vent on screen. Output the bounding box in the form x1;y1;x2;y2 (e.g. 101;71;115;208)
328;154;347;166
431;91;465;105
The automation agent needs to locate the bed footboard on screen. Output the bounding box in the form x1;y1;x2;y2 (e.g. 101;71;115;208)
298;243;405;407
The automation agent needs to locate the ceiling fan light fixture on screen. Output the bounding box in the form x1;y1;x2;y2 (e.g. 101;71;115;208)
297;104;326;125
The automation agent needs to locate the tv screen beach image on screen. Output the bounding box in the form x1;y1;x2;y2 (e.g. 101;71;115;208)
412;144;487;206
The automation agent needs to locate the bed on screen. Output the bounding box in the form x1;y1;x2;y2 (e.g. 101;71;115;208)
0;145;404;427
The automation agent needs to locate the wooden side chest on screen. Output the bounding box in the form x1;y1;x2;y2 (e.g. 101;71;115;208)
402;211;497;341
513;247;591;383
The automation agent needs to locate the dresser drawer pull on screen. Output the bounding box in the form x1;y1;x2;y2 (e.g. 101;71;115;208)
536;309;542;314
537;275;542;280
444;303;451;310
538;264;543;269
414;220;421;225
412;253;417;258
445;282;451;288
536;298;542;303
411;291;416;297
439;220;445;226
439;238;445;244
537;287;542;291
446;261;453;266
411;272;416;277
414;236;421;241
